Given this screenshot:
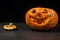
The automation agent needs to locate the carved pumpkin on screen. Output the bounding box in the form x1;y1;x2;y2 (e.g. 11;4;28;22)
25;7;58;30
3;23;16;30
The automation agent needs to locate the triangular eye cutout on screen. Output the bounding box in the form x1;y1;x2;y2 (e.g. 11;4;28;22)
42;9;48;13
32;9;36;13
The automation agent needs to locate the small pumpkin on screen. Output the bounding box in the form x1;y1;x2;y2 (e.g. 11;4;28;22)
25;7;58;30
3;23;16;30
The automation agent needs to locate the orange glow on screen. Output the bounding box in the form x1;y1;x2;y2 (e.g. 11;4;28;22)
25;7;58;30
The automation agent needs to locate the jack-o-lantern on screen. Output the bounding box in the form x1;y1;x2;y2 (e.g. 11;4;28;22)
25;7;58;30
3;23;17;30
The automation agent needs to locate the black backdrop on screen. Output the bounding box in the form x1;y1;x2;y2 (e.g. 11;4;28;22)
0;0;60;23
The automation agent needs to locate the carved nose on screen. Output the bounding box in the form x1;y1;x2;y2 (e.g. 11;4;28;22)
37;13;41;17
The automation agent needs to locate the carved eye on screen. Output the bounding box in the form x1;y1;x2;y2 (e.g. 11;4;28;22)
42;9;48;13
32;10;36;13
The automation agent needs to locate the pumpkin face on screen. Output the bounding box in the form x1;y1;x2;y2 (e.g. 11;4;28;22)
3;23;17;30
25;7;58;30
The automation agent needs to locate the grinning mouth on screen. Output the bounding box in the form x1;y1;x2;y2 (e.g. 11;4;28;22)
30;16;48;24
36;18;47;24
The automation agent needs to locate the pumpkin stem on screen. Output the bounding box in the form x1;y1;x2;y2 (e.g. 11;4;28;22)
9;23;13;27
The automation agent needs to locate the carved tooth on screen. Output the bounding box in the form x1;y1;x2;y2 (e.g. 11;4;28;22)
30;13;32;16
31;18;34;20
47;13;51;17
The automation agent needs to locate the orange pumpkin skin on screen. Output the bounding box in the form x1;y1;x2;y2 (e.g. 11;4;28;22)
25;7;58;30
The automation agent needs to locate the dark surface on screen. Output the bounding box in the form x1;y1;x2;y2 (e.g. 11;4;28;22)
0;23;60;40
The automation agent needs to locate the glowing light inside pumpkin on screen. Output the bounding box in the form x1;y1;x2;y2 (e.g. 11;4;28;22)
29;10;52;24
25;7;58;30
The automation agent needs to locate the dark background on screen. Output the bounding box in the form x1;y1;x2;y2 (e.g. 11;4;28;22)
0;0;59;23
